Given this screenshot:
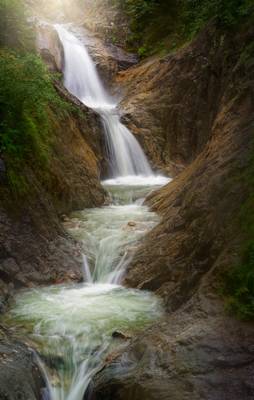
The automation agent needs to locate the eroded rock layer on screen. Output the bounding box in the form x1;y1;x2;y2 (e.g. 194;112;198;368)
0;327;47;400
90;24;254;400
0;86;106;307
118;24;253;175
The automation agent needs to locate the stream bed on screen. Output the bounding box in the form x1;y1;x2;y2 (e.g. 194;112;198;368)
3;179;169;400
2;22;171;400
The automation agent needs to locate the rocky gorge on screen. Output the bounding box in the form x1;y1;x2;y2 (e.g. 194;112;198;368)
0;0;254;399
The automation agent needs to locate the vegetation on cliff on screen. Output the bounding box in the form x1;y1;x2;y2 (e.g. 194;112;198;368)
224;154;254;320
0;0;69;196
120;0;253;55
0;51;69;194
1;0;254;321
221;40;254;320
116;1;254;320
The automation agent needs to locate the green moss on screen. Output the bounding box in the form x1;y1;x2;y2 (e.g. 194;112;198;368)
7;168;29;197
222;150;254;320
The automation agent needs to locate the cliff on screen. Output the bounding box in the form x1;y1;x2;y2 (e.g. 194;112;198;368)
117;22;252;175
0;94;106;306
0;41;107;307
90;21;254;400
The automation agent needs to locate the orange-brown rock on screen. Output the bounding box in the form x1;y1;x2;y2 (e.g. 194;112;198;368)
118;23;253;176
37;23;63;71
90;23;254;400
123;24;254;309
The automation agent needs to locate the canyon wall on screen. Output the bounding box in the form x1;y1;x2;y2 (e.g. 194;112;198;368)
0;84;106;307
91;22;254;400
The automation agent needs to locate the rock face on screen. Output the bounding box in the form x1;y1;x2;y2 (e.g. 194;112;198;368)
76;0;130;49
123;26;254;309
75;0;139;85
0;327;47;400
0;82;106;307
0;13;111;307
37;21;137;99
117;23;253;175
66;25;138;90
92;293;254;400
90;24;254;400
37;24;63;72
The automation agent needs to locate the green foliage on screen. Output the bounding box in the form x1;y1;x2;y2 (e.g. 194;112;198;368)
120;0;254;55
138;45;151;57
0;0;70;197
182;0;253;37
0;50;66;161
120;0;254;319
225;242;254;320
223;150;254;320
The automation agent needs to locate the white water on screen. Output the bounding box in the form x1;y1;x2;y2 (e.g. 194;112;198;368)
9;282;162;400
6;184;165;400
55;24;153;177
3;23;173;400
66;184;161;284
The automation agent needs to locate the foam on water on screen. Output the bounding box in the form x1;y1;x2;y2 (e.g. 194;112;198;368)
66;200;160;284
2;23;174;400
103;175;171;187
8;282;163;400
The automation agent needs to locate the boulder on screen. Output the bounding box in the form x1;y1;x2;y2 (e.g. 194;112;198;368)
0;328;47;400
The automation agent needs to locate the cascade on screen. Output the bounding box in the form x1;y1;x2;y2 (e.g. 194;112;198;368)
55;24;153;178
7;183;165;400
3;23;171;400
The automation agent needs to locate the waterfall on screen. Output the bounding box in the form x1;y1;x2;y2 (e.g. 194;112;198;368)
55;25;153;177
2;23;169;400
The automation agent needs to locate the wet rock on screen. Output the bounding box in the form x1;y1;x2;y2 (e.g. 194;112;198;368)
91;23;254;400
60;214;69;222
123;24;254;311
112;331;131;340
63;220;79;230
0;75;106;303
92;304;254;400
117;23;252;175
37;23;63;71
62;25;137;89
0;330;47;400
127;221;136;227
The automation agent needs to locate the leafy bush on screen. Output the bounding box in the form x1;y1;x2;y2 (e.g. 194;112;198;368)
120;0;254;54
0;50;68;194
0;51;61;159
225;242;254;320
0;0;70;195
223;151;254;320
183;0;254;36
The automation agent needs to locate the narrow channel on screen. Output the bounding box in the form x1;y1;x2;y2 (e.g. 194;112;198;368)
5;25;170;400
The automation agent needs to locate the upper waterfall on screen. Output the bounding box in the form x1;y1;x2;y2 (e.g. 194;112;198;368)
55;24;153;178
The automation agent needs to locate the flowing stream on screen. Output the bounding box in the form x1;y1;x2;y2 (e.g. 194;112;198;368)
3;24;171;400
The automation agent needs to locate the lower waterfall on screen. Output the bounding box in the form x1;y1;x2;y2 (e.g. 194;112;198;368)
3;22;171;400
6;183;167;400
